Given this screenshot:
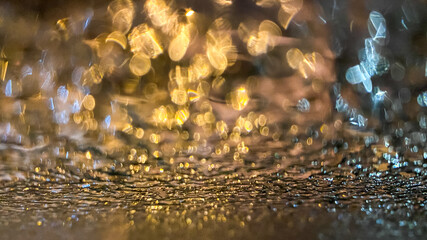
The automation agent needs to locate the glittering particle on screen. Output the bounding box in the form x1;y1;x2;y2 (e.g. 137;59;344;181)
145;0;177;33
135;128;144;139
171;89;188;105
56;18;69;34
185;9;194;17
122;123;133;134
278;8;295;29
129;53;151;76
175;108;189;126
0;2;425;237
244;121;253;132
260;126;269;136
190;55;212;81
417;92;427;107
258;114;267;126
228;87;249;111
0;51;8;81
357;114;367;127
216;121;228;138
373;89;388;103
106;31;128;49
286;48;304;70
280;0;304;14
150;133;160;144
109;0;135;33
345;64;372;92
104;115;111;128
128;24;163;58
346;65;366;84
57;86;69;103
207;47;227;72
296;98;310;112
362;77;372;93
5;79;12;97
21;65;32;78
368;11;387;44
86;151;92;159
72;100;81;113
82;95;96;111
247;20;281;56
168;31;190;62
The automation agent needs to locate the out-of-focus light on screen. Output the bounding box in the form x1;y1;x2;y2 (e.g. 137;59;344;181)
185;9;195;17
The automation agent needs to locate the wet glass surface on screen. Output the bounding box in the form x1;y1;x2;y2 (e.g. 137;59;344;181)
0;0;426;239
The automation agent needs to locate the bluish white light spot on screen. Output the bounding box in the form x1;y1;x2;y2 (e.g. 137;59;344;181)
48;97;55;110
296;98;310;112
57;85;69;103
104;115;111;128
5;79;12;97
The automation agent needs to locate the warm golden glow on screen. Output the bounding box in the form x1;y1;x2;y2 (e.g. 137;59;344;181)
228;87;249;111
185;9;195;17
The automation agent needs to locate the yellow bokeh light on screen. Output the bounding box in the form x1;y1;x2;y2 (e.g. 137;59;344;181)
128;24;163;58
135;128;144;139
185;9;195;17
171;89;188;105
175;108;189;126
82;95;96;111
228;87;249;111
129;53;151;76
286;48;305;69
106;31;127;49
168;30;190;62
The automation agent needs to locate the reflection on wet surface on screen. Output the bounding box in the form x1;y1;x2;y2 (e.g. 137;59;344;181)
1;135;426;239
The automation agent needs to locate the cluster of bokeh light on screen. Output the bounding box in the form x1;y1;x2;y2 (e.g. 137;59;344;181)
0;0;425;183
0;0;332;171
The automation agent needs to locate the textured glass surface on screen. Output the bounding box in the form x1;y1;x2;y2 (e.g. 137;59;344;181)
0;0;426;239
